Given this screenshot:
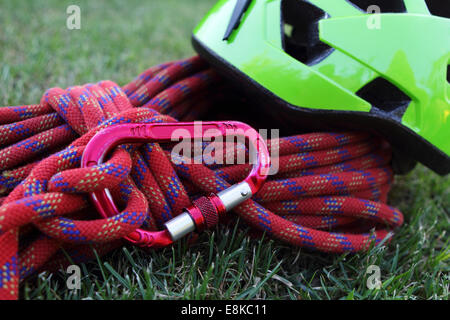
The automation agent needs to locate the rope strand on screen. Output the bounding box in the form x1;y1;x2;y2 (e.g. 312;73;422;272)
0;56;403;299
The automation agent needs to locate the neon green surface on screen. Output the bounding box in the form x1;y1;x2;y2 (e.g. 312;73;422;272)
193;0;450;157
319;14;450;158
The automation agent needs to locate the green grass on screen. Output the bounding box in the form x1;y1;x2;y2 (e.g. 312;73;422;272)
1;0;449;300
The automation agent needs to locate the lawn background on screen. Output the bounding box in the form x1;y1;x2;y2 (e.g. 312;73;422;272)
0;0;448;299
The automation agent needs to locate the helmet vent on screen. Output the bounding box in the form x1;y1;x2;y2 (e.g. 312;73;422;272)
346;0;406;13
447;65;449;83
356;78;411;119
281;0;334;66
425;0;450;18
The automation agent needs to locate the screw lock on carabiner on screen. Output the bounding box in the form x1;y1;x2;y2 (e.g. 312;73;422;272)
81;121;270;248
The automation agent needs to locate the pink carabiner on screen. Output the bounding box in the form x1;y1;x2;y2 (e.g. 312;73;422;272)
81;121;270;248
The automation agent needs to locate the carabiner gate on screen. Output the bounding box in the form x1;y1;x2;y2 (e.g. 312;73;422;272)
81;121;270;248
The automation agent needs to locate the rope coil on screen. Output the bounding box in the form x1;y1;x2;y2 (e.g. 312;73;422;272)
0;56;403;300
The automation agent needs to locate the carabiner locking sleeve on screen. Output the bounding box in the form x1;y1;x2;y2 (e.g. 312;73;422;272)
81;121;270;248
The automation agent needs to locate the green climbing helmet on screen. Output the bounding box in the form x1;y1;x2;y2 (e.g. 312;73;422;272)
192;0;450;175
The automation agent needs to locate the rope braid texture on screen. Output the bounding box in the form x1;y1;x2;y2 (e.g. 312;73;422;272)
0;56;403;300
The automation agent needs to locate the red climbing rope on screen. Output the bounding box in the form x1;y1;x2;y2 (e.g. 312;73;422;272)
0;56;403;300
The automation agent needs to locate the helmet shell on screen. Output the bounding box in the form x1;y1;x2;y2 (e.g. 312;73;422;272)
192;0;450;175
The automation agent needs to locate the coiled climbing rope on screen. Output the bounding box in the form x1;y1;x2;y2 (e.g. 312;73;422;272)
0;56;403;300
